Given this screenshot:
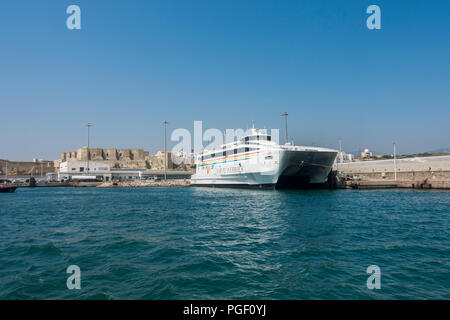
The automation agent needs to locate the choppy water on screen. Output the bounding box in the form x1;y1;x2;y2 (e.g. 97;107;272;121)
0;187;449;299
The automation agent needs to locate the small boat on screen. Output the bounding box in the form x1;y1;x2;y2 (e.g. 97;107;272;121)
0;186;17;193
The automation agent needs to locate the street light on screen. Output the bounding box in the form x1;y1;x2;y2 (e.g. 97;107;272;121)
280;112;288;144
393;141;397;181
86;123;93;175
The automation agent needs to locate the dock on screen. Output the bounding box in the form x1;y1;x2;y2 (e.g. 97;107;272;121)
96;180;190;188
333;155;450;190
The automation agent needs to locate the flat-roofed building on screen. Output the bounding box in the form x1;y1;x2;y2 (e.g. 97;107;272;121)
58;161;112;181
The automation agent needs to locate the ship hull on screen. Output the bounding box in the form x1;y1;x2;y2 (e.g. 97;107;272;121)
191;149;337;189
275;150;337;188
0;187;17;193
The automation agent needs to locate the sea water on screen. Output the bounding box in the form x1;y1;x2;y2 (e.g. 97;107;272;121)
0;187;448;299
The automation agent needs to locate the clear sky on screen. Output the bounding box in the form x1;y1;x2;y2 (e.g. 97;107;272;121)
1;0;449;160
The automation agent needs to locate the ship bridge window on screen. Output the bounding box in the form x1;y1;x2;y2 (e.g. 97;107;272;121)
250;135;270;141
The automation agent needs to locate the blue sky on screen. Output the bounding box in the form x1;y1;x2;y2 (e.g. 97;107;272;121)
1;0;449;160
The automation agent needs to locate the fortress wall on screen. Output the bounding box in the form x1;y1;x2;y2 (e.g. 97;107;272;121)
89;148;105;161
104;148;118;161
131;149;145;160
59;148;178;170
118;149;132;161
0;159;57;177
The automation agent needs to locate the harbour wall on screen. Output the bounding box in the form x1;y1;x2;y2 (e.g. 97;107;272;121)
0;159;56;177
333;155;450;189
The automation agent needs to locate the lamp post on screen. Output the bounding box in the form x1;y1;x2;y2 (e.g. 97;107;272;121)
393;141;397;181
163;120;168;180
280;112;288;144
86;123;93;175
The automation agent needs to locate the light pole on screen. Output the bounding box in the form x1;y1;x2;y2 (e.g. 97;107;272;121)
393;141;397;181
163;120;168;180
86;123;93;175
280;112;288;144
336;134;342;172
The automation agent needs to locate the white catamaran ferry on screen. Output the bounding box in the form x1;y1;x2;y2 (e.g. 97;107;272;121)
191;128;338;189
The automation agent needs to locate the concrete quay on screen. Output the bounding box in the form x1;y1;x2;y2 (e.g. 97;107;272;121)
97;179;190;188
334;155;450;190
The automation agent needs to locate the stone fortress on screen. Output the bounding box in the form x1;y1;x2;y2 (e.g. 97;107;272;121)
58;146;175;170
0;147;193;178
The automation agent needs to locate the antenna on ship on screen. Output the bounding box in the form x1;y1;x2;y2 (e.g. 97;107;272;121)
280;112;288;144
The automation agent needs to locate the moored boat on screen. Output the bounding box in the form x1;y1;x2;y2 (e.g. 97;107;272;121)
191;128;338;189
0;186;17;193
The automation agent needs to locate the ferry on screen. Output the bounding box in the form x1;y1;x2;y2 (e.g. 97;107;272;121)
191;128;338;189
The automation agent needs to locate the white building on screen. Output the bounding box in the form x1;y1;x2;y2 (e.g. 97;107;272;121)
57;161;154;182
58;161;112;181
360;149;373;159
336;151;355;163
